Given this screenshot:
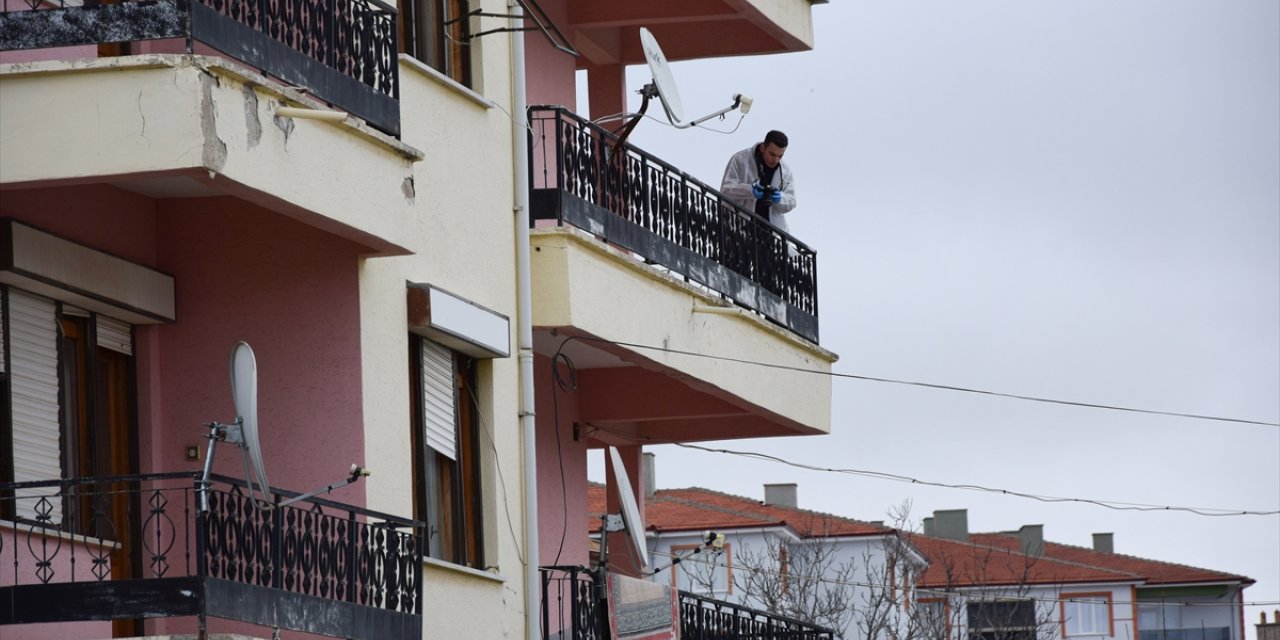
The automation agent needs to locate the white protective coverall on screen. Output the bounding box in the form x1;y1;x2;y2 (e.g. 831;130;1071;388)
720;145;798;233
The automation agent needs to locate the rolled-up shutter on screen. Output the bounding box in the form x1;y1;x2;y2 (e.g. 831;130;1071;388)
96;315;132;355
7;289;63;524
420;339;457;460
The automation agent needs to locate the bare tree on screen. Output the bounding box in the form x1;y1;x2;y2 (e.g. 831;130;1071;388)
732;515;863;635
730;502;1063;640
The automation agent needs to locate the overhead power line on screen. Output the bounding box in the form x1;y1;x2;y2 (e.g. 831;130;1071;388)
670;442;1280;517
566;335;1280;428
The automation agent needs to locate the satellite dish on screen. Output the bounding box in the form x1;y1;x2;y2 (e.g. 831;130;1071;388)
639;27;685;126
229;342;271;504
199;341;369;513
635;27;751;130
607;446;649;570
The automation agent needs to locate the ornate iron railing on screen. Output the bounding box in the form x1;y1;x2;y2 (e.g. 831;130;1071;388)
540;565;835;640
528;106;820;343
1;472;423;637
680;590;837;640
541;565;605;640
0;0;400;135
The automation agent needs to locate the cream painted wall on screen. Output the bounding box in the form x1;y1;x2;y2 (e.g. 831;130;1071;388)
358;5;528;636
530;229;836;434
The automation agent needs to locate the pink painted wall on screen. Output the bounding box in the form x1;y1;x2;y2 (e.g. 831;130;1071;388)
2;189;367;638
533;353;591;568
523;0;578;110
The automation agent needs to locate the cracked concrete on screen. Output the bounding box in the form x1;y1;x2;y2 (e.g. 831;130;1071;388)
199;72;227;172
243;83;261;149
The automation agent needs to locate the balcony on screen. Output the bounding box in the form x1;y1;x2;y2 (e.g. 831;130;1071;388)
1139;629;1232;640
1;472;423;639
541;566;836;640
528;106;819;344
0;0;399;136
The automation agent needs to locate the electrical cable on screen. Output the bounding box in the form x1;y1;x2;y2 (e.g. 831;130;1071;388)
577;421;1278;517
559;335;1280;428
642;546;1279;609
465;378;526;567
548;340;580;566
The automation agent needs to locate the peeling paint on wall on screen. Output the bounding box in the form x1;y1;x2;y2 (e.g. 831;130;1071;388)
199;73;227;171
273;108;295;146
243;84;262;149
402;175;416;202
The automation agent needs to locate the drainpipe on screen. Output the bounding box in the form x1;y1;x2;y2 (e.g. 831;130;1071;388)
510;4;540;640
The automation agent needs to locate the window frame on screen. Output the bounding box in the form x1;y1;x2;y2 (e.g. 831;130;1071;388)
967;599;1038;640
1061;592;1114;637
670;542;733;596
409;334;484;569
916;597;953;640
400;0;473;86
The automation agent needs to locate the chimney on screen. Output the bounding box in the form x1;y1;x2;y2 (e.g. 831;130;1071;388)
643;452;656;499
922;517;935;536
932;509;969;541
1092;533;1114;554
764;483;797;508
1018;524;1044;556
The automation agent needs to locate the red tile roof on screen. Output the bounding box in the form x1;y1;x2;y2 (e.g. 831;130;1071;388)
586;483;892;537
969;533;1254;587
908;533;1139;588
585;484;1252;590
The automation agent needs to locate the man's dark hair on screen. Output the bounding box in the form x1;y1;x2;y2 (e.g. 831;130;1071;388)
764;130;789;148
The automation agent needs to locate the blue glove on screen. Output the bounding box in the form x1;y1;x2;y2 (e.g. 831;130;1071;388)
770;188;782;204
752;181;765;200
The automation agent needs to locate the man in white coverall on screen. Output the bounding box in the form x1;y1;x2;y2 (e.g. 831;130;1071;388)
720;130;798;291
720;129;797;232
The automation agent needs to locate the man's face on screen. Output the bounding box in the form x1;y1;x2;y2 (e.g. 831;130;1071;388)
760;142;787;168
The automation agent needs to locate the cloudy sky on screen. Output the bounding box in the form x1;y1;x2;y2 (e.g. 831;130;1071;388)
582;1;1279;635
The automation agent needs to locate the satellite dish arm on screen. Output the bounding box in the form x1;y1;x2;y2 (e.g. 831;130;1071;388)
610;86;654;153
275;465;371;510
672;94;750;130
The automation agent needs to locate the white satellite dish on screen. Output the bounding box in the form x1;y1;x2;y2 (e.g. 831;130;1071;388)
639;27;686;126
199;341;370;513
229;342;271;504
637;27;751;130
607;446;649;570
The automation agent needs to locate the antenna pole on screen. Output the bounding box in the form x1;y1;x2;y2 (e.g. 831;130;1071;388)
197;422;226;513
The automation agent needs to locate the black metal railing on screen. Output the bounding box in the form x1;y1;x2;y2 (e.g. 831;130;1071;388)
0;0;400;135
1;472;423;637
680;590;837;640
540;566;835;640
541;565;605;640
528;106;820;343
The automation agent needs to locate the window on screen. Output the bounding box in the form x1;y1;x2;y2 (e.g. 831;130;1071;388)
1062;593;1113;637
968;600;1038;640
400;0;472;85
1138;603;1181;632
671;543;732;596
915;598;952;640
1;288;137;534
410;335;483;568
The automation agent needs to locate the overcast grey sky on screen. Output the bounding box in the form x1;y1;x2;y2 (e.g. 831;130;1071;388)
583;1;1280;636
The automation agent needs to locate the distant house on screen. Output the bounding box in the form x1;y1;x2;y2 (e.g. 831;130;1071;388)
588;476;1254;640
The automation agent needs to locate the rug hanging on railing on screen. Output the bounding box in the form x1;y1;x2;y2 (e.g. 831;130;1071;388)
607;571;681;640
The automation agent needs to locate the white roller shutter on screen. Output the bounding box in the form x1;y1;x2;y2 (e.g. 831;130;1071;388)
96;315;132;355
8;289;63;524
420;339;457;460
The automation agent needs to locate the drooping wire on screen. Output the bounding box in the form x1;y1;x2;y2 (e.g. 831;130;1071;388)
548;337;581;566
560;335;1279;428
579;421;1279;517
464;377;526;567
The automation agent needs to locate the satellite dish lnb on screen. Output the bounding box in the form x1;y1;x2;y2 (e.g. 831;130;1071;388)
637;27;751;130
607;446;649;570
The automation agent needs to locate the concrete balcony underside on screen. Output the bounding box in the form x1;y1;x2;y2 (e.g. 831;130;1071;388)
531;228;836;443
566;0;819;67
0;55;423;257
